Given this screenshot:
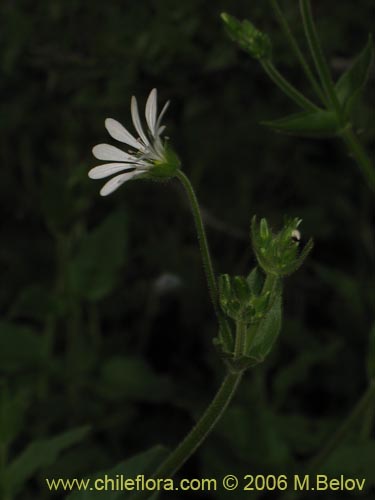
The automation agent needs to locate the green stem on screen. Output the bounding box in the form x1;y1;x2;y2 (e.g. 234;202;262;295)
261;60;320;112
340;126;375;192
268;0;328;106
153;371;243;479
234;320;247;359
263;273;279;297
176;170;221;321
308;381;375;472
299;0;343;120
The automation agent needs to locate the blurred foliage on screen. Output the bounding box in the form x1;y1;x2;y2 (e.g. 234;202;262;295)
0;0;374;499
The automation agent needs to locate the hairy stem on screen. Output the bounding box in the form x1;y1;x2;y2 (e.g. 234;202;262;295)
234;320;247;359
176;170;222;322
153;371;243;479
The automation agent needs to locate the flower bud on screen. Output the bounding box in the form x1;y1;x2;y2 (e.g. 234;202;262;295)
251;216;313;276
221;13;272;61
218;272;271;323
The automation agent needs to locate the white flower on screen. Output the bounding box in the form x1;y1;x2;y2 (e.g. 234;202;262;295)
89;88;176;196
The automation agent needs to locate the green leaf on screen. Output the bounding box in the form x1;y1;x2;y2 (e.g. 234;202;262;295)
335;36;374;115
66;446;168;499
324;442;375;487
98;356;173;402
5;426;90;495
0;321;43;372
0;386;30;447
9;284;63;321
262;110;340;137
246;267;264;296
248;286;282;360
367;322;375;380
67;210;127;301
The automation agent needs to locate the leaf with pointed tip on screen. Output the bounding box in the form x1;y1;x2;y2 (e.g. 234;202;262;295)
262;110;340;137
335;36;374;115
5;426;90;495
246;267;264;296
66;446;168;499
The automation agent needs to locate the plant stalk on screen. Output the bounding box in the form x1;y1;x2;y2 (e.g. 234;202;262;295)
340;126;375;192
299;0;343;119
261;60;320;112
268;0;328;106
176;170;222;323
153;371;243;479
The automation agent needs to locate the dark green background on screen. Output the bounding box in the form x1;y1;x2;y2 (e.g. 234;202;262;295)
1;1;374;499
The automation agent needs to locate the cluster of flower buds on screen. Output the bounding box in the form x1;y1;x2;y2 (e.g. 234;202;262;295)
221;13;272;61
251;216;313;276
215;217;312;371
218;274;271;324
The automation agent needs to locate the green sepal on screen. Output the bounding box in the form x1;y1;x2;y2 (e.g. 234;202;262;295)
246;266;264;296
233;276;251;303
335;35;374;116
150;145;181;179
247;287;282;360
217;316;234;354
262;110;341;137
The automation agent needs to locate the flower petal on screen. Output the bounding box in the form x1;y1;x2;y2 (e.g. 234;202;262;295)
99;171;141;196
92;144;136;162
155;100;169;134
88;162;136;179
131;96;149;146
157;125;166;136
145;88;157;136
105;118;144;151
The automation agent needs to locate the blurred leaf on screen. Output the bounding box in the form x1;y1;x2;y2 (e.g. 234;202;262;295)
217;404;290;468
273;340;341;408
262;110;340;137
5;426;90;495
324;442;375;487
40;169;87;232
0;321;43;372
66;445;167;499
68;210;127;301
98;356;173;402
277;414;334;455
314;264;366;319
0;386;30;446
367;322;375;380
336;36;374;114
8;284;61;321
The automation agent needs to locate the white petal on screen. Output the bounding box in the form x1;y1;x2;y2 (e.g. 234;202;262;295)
131;96;149;146
155;100;169;134
145;88;157;136
105;118;144;151
88;163;136;179
99;171;141;196
157;125;166;136
92;144;136;162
